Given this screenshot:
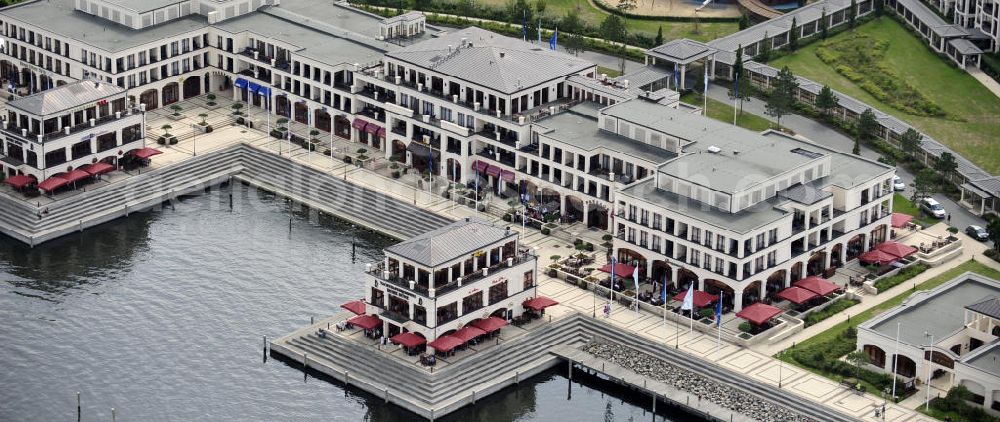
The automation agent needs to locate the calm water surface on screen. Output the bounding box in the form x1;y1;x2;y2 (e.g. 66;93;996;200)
0;184;696;421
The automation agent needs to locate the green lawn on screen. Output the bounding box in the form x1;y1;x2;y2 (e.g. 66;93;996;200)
892;193;939;228
474;0;738;41
770;17;1000;174
681;93;781;132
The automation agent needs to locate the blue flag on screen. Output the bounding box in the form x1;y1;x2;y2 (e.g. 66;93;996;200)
734;73;740;97
549;27;558;50
660;275;667;303
715;292;723;327
673;70;680;90
610;256;617;286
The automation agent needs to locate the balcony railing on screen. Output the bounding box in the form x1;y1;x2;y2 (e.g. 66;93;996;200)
367;252;536;299
4;108;142;144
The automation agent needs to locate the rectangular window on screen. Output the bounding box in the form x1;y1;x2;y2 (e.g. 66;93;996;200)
704;230;713;248
652;214;662;230
691;227;701;243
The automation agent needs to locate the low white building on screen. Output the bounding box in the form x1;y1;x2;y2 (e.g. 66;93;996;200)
1;79;144;181
858;272;1000;411
363;217;537;343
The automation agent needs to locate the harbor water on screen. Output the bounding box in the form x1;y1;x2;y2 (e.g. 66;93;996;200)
0;183;701;421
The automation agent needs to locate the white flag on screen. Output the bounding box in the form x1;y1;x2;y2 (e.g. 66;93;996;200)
680;284;695;311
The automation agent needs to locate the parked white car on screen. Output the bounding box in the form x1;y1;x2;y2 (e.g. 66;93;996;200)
892;175;905;191
919;197;947;218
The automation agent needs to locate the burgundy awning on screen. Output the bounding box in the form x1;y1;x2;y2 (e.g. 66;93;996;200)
891;212;914;228
859;249;898;265
876;241;918;259
132;147;162;159
82;162;115;176
452;326;487;343
340;300;366;315
37;176;69;193
472;160;489;172
523;296;559;311
500;170;515;182
736;302;783;325
598;262;636;278
347;314;382;330
390;332;426;348
376;127;386;138
428;335;463;353
470;316;508;333
364;123;380;134
793;276;841;296
3;174;36;189
351;118;367;130
485;165;501;177
777;286;819;304
63;169;91;184
672;290;718;308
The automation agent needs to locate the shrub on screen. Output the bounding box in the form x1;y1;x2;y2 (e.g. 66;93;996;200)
874;263;930;291
739;322;752;332
585;242;595;252
550;255;561;262
541;228;551;235
699;308;714;319
803;299;859;327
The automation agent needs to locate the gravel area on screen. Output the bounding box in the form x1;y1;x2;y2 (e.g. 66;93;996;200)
583;342;815;422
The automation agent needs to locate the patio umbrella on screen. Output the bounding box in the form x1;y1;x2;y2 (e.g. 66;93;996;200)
891;213;914;228
523;296;559;311
470;316;508;332
859;249;898;265
452;326;487;343
776;286;819;304
389;332;426;348
671;290;717;308
875;241;918;259
340;300;366;315
736;302;783;326
3;174;36;189
793;276;841;296
427;335;463;353
598;262;636;278
346;314;381;330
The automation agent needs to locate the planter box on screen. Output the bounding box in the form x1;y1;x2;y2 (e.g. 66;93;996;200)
193;124;213;134
203;102;221;110
168;114;185;121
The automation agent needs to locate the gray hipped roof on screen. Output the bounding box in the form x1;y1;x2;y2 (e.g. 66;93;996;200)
387;27;593;94
7;80;124;116
966;297;1000;319
385;217;515;267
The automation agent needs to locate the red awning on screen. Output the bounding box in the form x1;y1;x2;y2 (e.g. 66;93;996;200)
471;316;508;333
63;169;91;184
599;262;636;278
672;290;719;308
132;147;163;159
82;162;115;176
37;176;69;193
876;241;918;259
347;314;382;330
793;276;841;296
364;123;380;134
736;302;783;325
351;118;367;130
777;286;819;304
428;335;464;353
340;300;366;315
3;174;36;189
390;332;426;348
473;160;489;172
485;165;501;177
891;212;914;228
376;127;386;138
500;170;515;183
452;326;487;343
523;296;559;311
859;249;898;265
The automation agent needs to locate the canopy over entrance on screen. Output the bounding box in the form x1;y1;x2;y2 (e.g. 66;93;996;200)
736;302;782;325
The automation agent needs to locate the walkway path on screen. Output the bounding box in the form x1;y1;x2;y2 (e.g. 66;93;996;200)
968;66;1000;99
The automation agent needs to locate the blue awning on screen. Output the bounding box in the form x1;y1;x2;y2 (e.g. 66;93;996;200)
257;86;272;97
247;81;260;92
234;78;248;88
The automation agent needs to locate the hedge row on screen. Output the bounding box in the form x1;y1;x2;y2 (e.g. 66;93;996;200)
590;0;739;23
873;263;929;292
803;298;859;327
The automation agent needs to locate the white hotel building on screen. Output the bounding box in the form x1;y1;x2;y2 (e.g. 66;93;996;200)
0;0;897;314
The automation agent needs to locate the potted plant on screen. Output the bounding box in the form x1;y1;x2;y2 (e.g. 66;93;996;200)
205;93;218;108
169;104;184;120
308;129;320;151
196;113;213;133
159;124;177;145
389;162;400;179
272;117;289;139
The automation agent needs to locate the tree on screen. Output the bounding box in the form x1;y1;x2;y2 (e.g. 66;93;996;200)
600;15;628;74
535;0;546;16
561;9;585;55
820;9;829;38
789;17;799;51
231;102;244;116
852;133;861;155
728;45;752;115
874;0;885;16
738;13;752;30
655;25;664;46
912;168;937;201
935;152;958;181
756;31;772;62
815;85;838;118
987;218;1000;253
857;108;877;143
846;350;870;380
615;0;637;74
848;0;858;29
765;66;798;127
900;128;922;158
198;113;208;125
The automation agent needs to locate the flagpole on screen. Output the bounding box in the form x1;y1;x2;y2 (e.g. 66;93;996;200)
716;293;723;354
703;66;708;116
891;321;900;400
733;74;739;126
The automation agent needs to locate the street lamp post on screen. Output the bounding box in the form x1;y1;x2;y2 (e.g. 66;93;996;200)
924;331;934;411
